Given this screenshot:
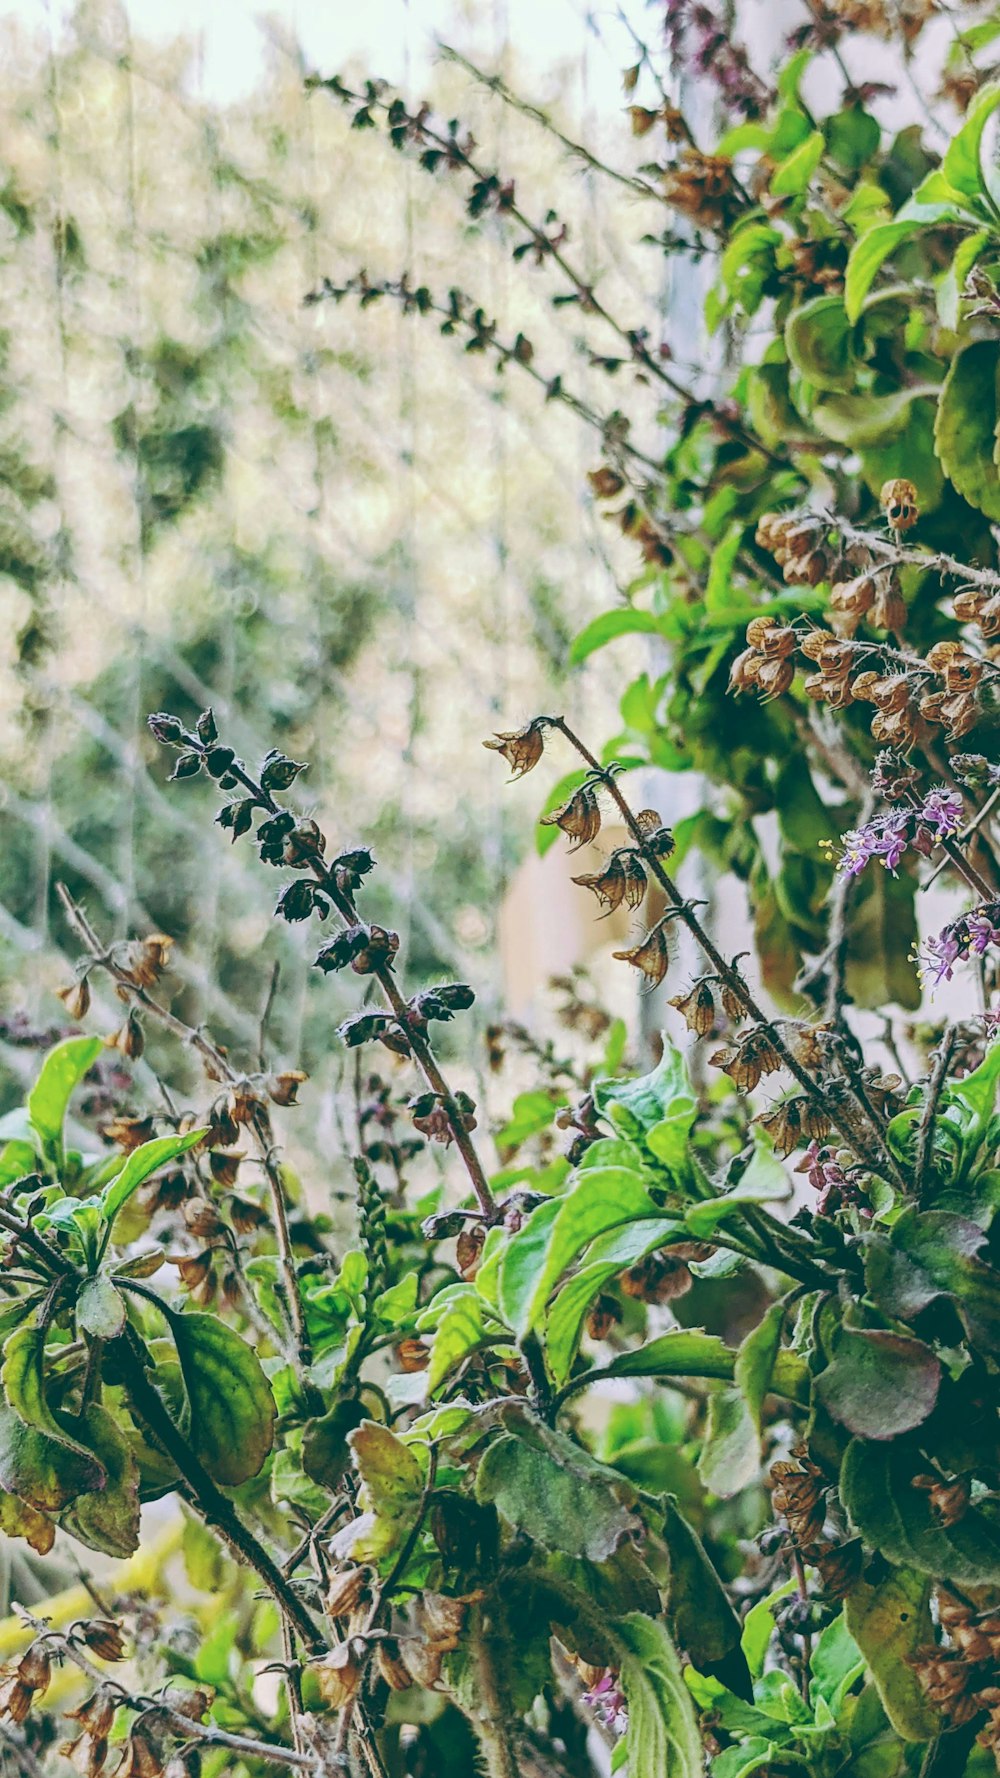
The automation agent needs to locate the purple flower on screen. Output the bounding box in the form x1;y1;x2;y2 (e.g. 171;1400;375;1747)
582;1671;628;1736
919;902;1000;982
838;789;965;878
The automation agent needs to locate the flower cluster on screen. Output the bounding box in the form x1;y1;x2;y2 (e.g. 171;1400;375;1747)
834;788;963;877
919;904;1000;984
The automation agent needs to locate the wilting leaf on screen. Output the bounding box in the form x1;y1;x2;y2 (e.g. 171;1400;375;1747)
76;1275;126;1342
102;1130;206;1225
348;1421;426;1561
475;1411;641;1562
865;1207;1000;1358
844;1566;942;1741
27;1035;103;1170
814;1327;940;1439
0;1489;55;1555
616;1613;703;1778
169;1312;276;1487
841;1437;1000;1582
59;1403;140;1558
0;1326;106;1512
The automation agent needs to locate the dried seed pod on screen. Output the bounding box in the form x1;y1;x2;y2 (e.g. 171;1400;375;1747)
182;1198;225;1240
325;1567;370;1618
622;854;649;907
585;1294;621;1339
106;1013;144;1060
756;656;795;701
396;1338;430;1373
813;1538;863;1600
228;1194;267;1235
912;1473;970;1526
746;615;782;649
79;1621;126;1662
728;647;763;693
669;979;716;1037
634;808;664;834
953;588;986;625
268;1069;308;1107
207;1149;245;1188
483;718;547;777
572;857;628;912
57;978;92;1021
613;922;670;988
540;786;602;850
456;1225;485;1279
65;1692;117;1739
871;581;907;632
311;1645;363;1709
421;1593;467;1652
880;477;918;531
829;575;876;617
376;1639;413;1692
799;627;836;661
401;1640;442;1689
770;1455;825;1547
100;1115;156;1152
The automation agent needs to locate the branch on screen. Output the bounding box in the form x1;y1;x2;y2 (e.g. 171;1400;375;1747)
55;885;312;1367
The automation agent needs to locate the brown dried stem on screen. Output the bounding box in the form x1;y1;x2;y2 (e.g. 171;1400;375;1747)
54;884;312;1368
547;718;901;1179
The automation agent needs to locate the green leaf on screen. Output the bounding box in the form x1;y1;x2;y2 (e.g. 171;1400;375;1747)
741;1580;796;1678
26;1036;102;1170
825;107;881;172
710;1741;775;1778
428;1291;492;1393
735;1299;785;1437
785;296;858;391
661;1497;743;1670
865;1207;1000;1357
59;1402;140;1558
943;1035;1000;1124
814;1327;940;1439
569;608;661;665
698;1386;759;1498
616;1613;703;1778
934;339;1000;520
300;1395;367;1490
841;1437;1000;1582
938;229;990;329
844;205;974;321
770;130;824;196
811;387;928;448
476;1412;641;1561
0;1326;106;1512
348;1421;425;1561
499;1167;664;1338
685;1139;790;1238
76;1275;126;1341
809;1612;865;1709
169;1312;276;1487
943;78;1000;201
602;1329;808;1402
542;1218;681;1385
101;1130;207;1226
844;1566;942;1741
496;1090;563;1153
593;1038;694;1133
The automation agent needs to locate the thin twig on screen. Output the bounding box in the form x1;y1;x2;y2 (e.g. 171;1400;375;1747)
55;884;312;1367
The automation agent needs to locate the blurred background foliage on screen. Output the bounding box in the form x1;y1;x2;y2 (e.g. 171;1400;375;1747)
0;0;652;1105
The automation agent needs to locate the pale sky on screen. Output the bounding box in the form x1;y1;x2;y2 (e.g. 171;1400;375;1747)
1;0;631;109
